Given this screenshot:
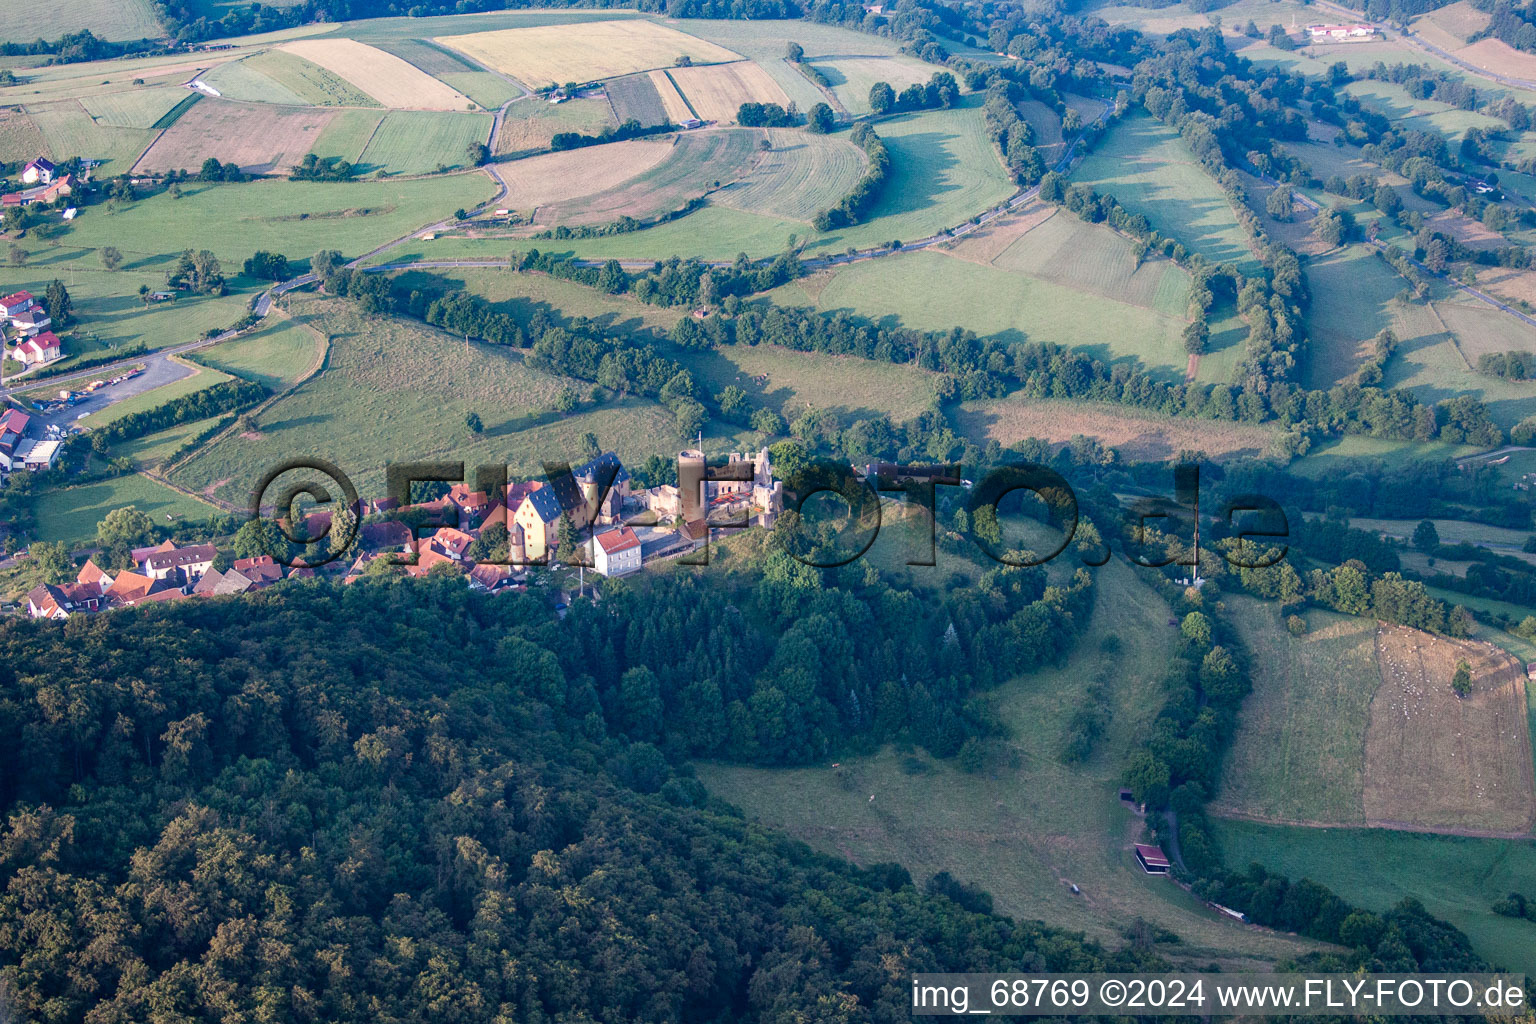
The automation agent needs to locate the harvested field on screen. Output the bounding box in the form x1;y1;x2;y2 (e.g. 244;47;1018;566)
713;128;867;221
280;38;474;110
1474;266;1536;309
532;128;764;226
133;99;336;175
606;75;671;128
954;396;1277;461
493;95;615;156
435;20;743;90
494;137;675;213
80;87;188;128
942;200;1058;264
1411;0;1491;50
811;54;936;115
1456;38;1536;81
26;100;159;172
1365;626;1536;834
1017;98;1065;161
1428;209;1506;250
665;61;790;123
355;110;492;175
647;70;696;124
991;210;1192;316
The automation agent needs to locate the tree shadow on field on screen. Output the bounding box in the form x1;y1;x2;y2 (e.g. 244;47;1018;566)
869;130;965;217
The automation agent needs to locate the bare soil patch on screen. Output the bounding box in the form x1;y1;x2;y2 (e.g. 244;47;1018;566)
493;137;674;214
1429;209;1506;250
1456;37;1536;80
133;98;336;175
944;201;1057;265
954;397;1277;461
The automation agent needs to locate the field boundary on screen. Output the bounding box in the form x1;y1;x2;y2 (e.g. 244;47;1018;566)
1211;806;1534;840
661;69;702;120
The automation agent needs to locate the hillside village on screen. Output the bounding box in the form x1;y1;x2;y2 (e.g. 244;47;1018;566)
24;446;785;619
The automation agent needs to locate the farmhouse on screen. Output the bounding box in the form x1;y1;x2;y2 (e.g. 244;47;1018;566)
232;555;285;586
13;332;62;366
141;542;217;583
1;174;73;208
21;158;55;185
1306;23;1375;39
593;526;641;577
1134;844;1171;875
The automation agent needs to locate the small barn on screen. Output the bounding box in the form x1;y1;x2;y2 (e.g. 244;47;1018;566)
1134;844;1171;875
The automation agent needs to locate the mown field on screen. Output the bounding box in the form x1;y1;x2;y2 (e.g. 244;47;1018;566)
811;55;937;115
1384;287;1536;430
953;395;1278;460
494;95;616;155
307;108;385;163
700;559;1325;966
171;295;697;504
355;110;492;174
29;474;220;544
435;20;741;89
1301;245;1420;389
25;99;159;173
196;315;325;390
712;128;868;222
280;38;475;110
132;98;335;175
1213;600;1380;826
204;50;378;107
666;62;789;123
1071;112;1259;273
1215;821;1536;976
6;0;162;42
605;75;672;129
490;138;675;214
79;87;190;129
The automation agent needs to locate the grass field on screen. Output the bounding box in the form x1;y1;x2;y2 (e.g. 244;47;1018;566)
280;38;474;110
46;174;495;267
1384;293;1536;430
371;37;476;75
436;20;742;90
1072;112;1259;273
648;71;697;124
605;75;672;130
133;98;336;175
491;137;676;214
356;110;492;174
196;315;325;390
1411;0;1491;49
810;55;937;115
666;61;792;123
26;100;159;173
199;56;319;107
1350;516;1536;551
227;50;378;107
117;415;230;469
953;395;1278;461
1215;821;1536;975
767;250;1193;378
532;128;765;227
0;108;49;164
700;559;1324;965
6;0;162;43
172;295;695;503
79;87;189;129
1213;600;1380;825
1365;626;1535;834
1302;245;1422;388
30;474;220;544
385;266;681;337
712;128;867;222
307;108;385;163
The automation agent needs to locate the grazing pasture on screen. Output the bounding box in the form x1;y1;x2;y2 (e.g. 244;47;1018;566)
133;98;336;175
1365;626;1535;834
531;128;765;226
1410;0;1491;49
647;71;697;124
29;475;221;544
172;296;683;502
26;100;158;172
434;20;742;89
701;559;1324;965
1213;600;1379;826
1301;245;1413;388
1071;112;1259;272
1384;293;1536;429
197;316;326;391
954;394;1277;460
5;0;162;43
280;38;475;109
713;128;867;221
355;110;492;174
666;61;790;123
492;138;675;213
79;87;189;129
493;95;617;155
605;75;672;128
810;55;937;115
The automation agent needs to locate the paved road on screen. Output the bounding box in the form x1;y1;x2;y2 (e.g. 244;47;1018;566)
1311;0;1536;90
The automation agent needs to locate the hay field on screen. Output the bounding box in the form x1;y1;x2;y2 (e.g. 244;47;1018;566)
990;209;1193;317
371;38;475;75
1365;627;1535;834
307;108;384;163
532;128;765;226
647;70;696;124
666;61;790;122
606;75;671;128
226;50;377;106
0;107;49;160
701;559;1326;966
713;128;867;221
811;55;936;115
80;87;188;128
197;316;326;391
943;200;1059;264
355;110;492;174
494;95;616;155
198;58;311;106
1213;601;1380;826
280;38;474;110
1072;112;1259;272
1302;245;1418;389
494;137;675;212
953;394;1277;460
133;98;336;174
1411;0;1491;49
26;100;158;171
435;20;742;90
6;0;161;43
1456;38;1536;80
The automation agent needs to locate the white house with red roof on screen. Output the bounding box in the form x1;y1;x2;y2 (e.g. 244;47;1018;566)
13;331;61;365
593;526;641;577
0;291;34;318
21;158;55;185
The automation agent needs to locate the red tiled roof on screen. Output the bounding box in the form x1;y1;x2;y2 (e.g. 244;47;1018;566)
1134;844;1170;868
431;527;473;557
1;409;29;435
596;526;639;554
77;558;111;586
0;291;33;309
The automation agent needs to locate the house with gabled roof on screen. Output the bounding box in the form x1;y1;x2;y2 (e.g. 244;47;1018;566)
8;307;50;336
593;526;641;577
232;554;284;585
21;158;54;185
142;542;216;583
14;332;61;365
0;291;34;318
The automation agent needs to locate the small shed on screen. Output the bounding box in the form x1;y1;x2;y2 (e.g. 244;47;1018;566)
1134;844;1171;875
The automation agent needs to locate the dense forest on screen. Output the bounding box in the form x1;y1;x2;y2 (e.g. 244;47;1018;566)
0;571;1164;1023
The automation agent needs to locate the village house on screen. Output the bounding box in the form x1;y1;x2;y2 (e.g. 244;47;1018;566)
1;173;73;208
0;292;34;319
0;409;30;472
140;542;217;584
593;526;642;577
8;307;50;336
13;331;62;366
1306;23;1374;39
232;554;285;586
510;451;632;562
21;158;55;185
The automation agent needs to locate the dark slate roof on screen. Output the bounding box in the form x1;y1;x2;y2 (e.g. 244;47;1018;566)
523;484;566;524
575;451;630;487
